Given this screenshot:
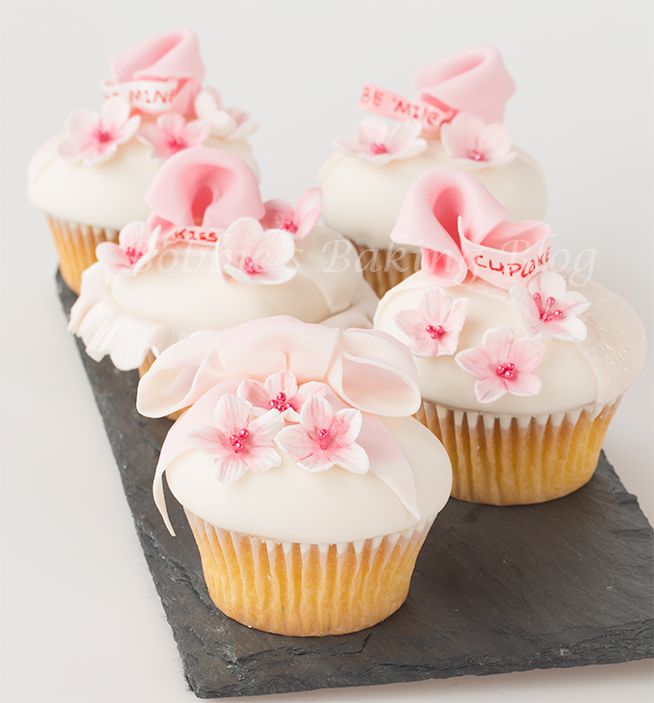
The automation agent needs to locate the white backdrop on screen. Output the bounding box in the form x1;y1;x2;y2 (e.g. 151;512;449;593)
1;1;653;701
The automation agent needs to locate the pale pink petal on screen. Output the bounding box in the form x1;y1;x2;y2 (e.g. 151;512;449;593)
118;221;148;247
478;122;513;161
455;346;494;379
214;394;249;433
181;119;210;147
244;446;282;473
248;409;285;447
300;395;334;434
260;199;294;230
327;442;369;474
508;372;542;397
329;408;362;446
386;120;423;152
480;326;515;364
292;382;328;410
296;450;335;472
275;424;317;459
114;115;141;144
561;290;591;318
215;456;247;483
294;188;322;239
556;315;587;342
394;309;428;342
358;118;389;147
534;270;567;300
95;242;129;270
419;287;453;323
474;375;508;403
236;379;270;410
511;337;545;372
100;96;131;132
139;122;170;157
157;113;186;137
65;109;100;139
221;217;261;261
441;113;484;159
447;297;469;330
188;426;232;456
436;330;461;356
263;371;298;403
250;229;296;269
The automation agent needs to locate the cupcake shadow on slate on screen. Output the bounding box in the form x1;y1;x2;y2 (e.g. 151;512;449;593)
136;317;452;636
374;170;646;505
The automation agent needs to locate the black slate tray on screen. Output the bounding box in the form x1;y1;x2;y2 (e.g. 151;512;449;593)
58;274;654;699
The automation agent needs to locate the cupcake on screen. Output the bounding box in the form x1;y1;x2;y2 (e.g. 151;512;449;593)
28;28;257;293
374;170;646;505
68;147;377;380
319;47;547;297
136;316;452;636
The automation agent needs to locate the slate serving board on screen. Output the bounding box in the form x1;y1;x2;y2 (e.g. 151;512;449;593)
58;274;654;699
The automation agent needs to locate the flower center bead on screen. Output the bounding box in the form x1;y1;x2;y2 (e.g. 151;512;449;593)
167;136;186;152
124;246;142;265
425;324;446;339
243;256;263;275
495;362;516;379
533;293;565;322
281;218;298;234
269;392;291;412
468;149;485;162
370;142;388;155
94;128;113;144
229;428;249;454
317;428;330;450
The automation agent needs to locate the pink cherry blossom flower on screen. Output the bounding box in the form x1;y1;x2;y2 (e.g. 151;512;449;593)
394;288;468;357
220;217;297;285
455;326;545;404
193;88;257;141
509;271;590;342
275;396;369;473
260;188;323;239
189;394;284;483
139;113;210;158
335;118;427;165
58;96;140;165
237;371;327;422
441;112;514;166
95;221;161;274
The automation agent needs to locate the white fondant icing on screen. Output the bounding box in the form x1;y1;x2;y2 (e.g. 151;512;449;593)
318;139;547;250
70;227;378;370
374;271;646;415
166;415;452;544
27;132;258;231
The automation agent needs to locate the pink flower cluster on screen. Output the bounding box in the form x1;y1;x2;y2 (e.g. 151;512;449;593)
189;372;369;481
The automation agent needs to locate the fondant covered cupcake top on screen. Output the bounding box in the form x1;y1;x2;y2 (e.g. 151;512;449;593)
137;317;452;543
68;148;377;370
319;47;546;249
374;171;646;416
28;29;257;230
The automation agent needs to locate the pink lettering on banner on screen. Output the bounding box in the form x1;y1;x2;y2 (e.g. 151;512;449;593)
358;84;457;132
166;225;221;246
102;78;183;115
466;244;552;289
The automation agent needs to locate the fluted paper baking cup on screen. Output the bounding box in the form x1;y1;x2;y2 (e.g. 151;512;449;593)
186;509;433;636
47;216;119;294
354;243;420;298
416;399;619;505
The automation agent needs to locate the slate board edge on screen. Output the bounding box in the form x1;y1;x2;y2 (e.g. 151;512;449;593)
57;273;654;699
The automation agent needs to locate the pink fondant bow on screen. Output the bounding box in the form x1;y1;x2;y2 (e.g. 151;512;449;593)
136;316;423;533
391;171;551;290
144;147;264;240
102;29;205;116
358;47;515;133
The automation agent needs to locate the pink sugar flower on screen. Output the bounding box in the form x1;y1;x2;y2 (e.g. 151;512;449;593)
335;118;427;165
275;396;369;473
139;113;210;158
237;371;327;422
58;96;140;165
455;326;545;404
509;271;590;342
220;217;297;285
260;188;323;239
193;88;257;141
95;221;161;273
189;394;284;483
441;112;514;166
394;288;468;357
